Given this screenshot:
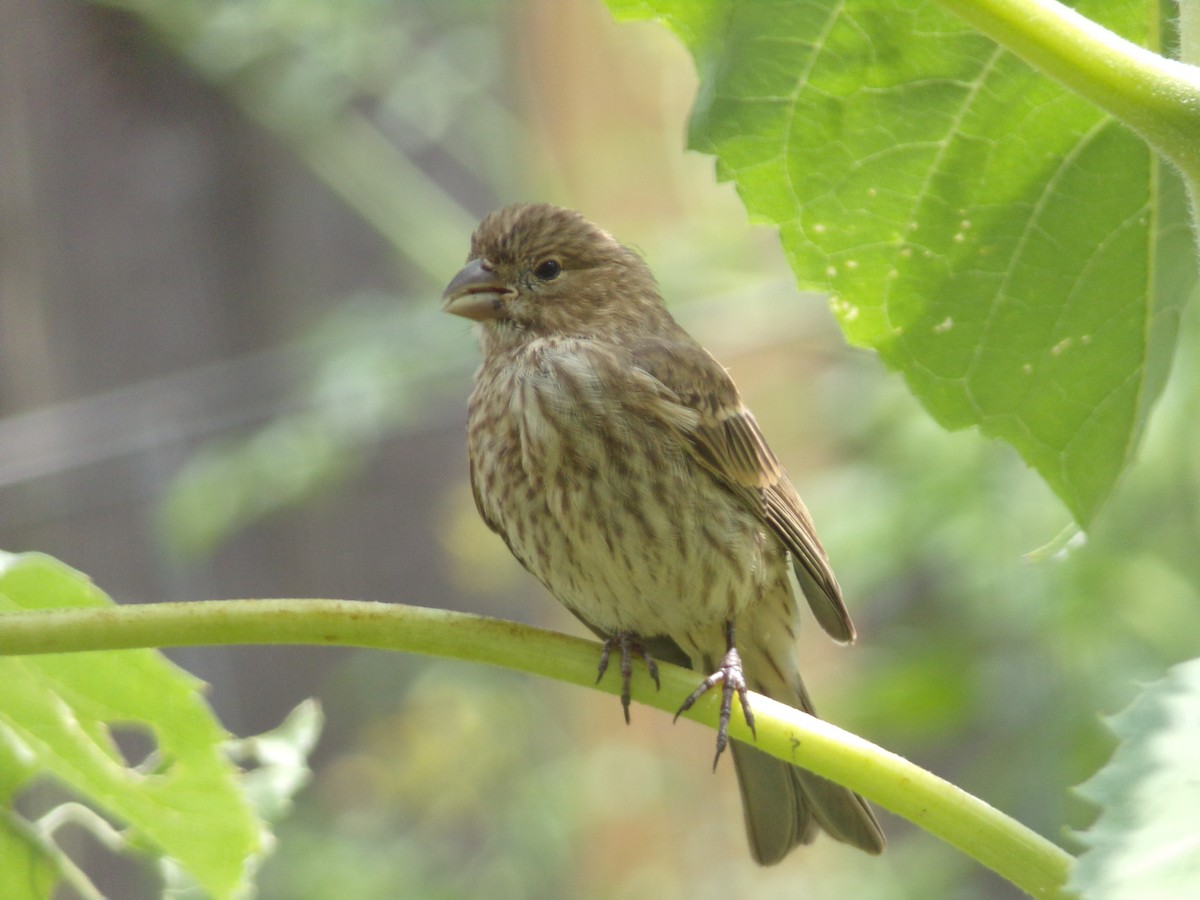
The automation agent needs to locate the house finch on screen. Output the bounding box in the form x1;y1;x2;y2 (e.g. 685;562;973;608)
442;203;884;864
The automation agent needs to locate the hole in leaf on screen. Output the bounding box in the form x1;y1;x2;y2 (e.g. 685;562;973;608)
14;782;159;898
107;723;164;773
45;802;160;899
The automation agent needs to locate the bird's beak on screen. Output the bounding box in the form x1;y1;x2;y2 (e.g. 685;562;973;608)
442;259;513;321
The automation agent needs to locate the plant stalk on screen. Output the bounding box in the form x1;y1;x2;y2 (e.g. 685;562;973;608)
0;599;1073;897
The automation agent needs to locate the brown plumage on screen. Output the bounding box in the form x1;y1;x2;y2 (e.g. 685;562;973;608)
443;203;884;864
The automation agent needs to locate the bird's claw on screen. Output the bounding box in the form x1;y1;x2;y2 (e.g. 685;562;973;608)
597;632;661;724
674;623;755;770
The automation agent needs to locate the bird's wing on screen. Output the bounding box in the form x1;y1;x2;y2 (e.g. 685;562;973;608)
629;334;855;643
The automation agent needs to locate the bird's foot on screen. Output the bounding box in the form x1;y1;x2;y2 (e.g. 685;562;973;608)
596;631;661;724
674;622;755;770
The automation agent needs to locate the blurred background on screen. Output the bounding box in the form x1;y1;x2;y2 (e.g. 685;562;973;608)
3;0;1200;897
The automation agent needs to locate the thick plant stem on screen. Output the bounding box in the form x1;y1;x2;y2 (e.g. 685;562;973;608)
0;599;1072;897
943;0;1200;179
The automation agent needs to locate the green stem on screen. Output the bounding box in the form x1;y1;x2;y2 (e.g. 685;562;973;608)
942;0;1200;179
0;599;1073;898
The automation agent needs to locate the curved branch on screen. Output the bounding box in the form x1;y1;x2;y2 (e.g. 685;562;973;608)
0;599;1073;897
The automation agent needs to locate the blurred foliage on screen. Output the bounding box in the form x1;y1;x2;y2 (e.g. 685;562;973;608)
159;297;469;557
104;0;515;555
97;0;508;281
259;663;583;899
15;0;1198;897
1070;658;1200;898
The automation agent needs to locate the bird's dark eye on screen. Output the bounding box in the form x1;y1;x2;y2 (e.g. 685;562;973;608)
533;259;561;281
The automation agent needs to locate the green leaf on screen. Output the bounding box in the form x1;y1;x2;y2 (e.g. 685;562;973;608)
229;698;323;826
1069;658;1200;898
0;738;67;899
0;552;263;899
607;0;1197;526
0;833;59;900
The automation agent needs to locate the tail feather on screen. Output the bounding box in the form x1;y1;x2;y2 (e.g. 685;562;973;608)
730;597;885;864
792;763;886;853
732;739;884;864
731;742;814;864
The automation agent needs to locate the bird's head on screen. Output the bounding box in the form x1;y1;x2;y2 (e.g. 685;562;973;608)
442;204;669;345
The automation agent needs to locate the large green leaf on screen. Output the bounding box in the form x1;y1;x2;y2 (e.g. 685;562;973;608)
608;0;1196;525
0;552;262;899
1069;658;1200;898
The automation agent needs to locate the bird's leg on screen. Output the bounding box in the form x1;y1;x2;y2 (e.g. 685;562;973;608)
674;620;756;770
596;631;661;724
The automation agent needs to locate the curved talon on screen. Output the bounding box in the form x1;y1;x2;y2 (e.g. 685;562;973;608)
596;632;661;724
673;622;755;770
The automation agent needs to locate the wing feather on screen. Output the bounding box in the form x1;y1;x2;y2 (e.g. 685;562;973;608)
630;334;856;642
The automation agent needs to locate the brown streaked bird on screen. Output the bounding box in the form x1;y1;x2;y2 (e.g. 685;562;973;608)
442;203;884;864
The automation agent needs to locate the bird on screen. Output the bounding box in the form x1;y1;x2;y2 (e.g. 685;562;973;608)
442;202;885;864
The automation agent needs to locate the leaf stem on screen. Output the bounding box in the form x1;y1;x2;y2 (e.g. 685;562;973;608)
0;599;1073;897
942;0;1200;180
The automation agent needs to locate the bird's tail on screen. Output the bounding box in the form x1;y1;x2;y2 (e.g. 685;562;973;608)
731;601;885;864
